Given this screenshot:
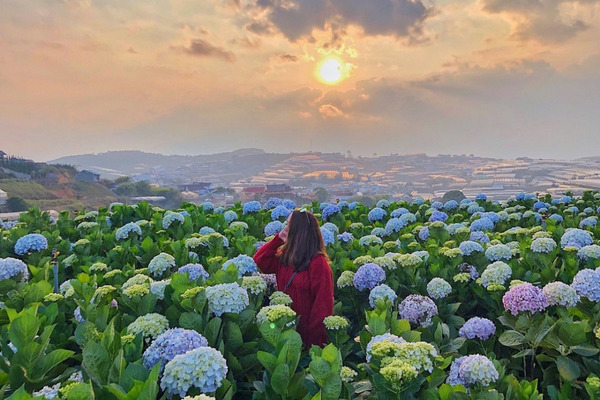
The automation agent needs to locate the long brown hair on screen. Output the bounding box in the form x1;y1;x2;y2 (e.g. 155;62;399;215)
278;209;328;272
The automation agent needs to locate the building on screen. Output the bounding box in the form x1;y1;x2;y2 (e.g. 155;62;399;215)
75;170;100;183
177;182;212;194
241;186;265;201
265;184;293;197
0;151;7;159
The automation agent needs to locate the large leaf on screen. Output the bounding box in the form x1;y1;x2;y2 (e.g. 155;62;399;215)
31;349;74;381
257;351;277;374
271;364;290;397
8;307;40;351
309;357;330;387
82;341;111;385
498;330;526;347
224;321;244;351
556;356;580;382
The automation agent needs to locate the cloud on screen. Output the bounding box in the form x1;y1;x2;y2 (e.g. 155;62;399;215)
279;53;298;62
481;0;597;43
319;104;346;118
245;0;431;42
178;38;235;61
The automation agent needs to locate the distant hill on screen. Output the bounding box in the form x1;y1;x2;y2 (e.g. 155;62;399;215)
49;148;268;178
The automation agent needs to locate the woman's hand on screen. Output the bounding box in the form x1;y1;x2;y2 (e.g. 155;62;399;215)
279;214;292;242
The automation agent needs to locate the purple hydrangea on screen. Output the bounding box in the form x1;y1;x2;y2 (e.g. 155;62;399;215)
178;264;209;281
447;354;498;387
398;294;438;327
469;231;490;244
459;317;496;340
143;328;208;371
571;269;600;301
353;263;386;291
458;263;479;280
337;232;354;243
502;283;549;315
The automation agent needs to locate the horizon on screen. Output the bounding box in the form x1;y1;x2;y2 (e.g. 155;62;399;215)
2;1;599;161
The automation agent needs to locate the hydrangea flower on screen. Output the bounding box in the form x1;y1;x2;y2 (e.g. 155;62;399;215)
115;222;142;241
418;226;430;241
256;305;296;325
242;276;267;295
530;237;557;253
162;211;185;229
359;235;383;246
412;198;425;205
571;269;600;301
264;221;283;237
337;232;354;243
399;253;423;268
459;241;484;256
127;313;169;342
321;227;335;246
222;255;257;277
560;228;594;249
467;204;485;214
377;199;391;209
143;328;208;370
470;217;494;232
161;347;228;397
243;201;261;214
429;210;448;223
368;207;387;222
502;283;548;315
400;213;417;224
322;205;341;221
470;231;490;244
201;202;214;212
271;205;291;221
14;233;48;255
578;245;600;260
199;226;216;235
322;222;339;234
447;355;498;387
373;256;396;270
481;261;512;288
580;217;598;229
444;200;458;211
150;279;170;300
427;278;452;299
224;210;238;224
269;291;292;306
205;283;249;316
371;227;386;238
264;197;282;210
370;341;438;373
391;208;409;218
148;253;176;277
353;263;386;291
178;263;209;281
32;383;61;399
398;295;438;327
369;284;397;307
323;315;349;330
366;333;406;362
337;271;355;289
459;317;496;340
0;258;28;281
447;223;466;235
340;366;358;383
476;193;487;201
385;218;407;235
543;282;580;308
485;244;512;261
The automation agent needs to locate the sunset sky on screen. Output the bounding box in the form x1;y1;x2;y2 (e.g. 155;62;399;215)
1;0;599;161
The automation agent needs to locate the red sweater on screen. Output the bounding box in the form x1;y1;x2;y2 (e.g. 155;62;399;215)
253;234;334;347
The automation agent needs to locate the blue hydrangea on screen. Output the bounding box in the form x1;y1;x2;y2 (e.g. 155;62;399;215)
263;198;282;210
243;201;261;214
369;284;397;307
271;205;291;221
485;244;512;261
443;200;458;211
427;278;452;299
199;226;216;235
459;317;496;340
214;206;225;214
551;199;560;205
201;202;214;212
359;235;383;246
224;210;238;224
143;328;208;371
222;255;258;277
571;269;600;301
264;221;283;237
377;199;391;209
470;217;494;232
584;207;595;214
319;202;331;210
447;354;498;387
481;261;512;288
561;195;572;204
577;244;600;260
162;211;185;229
283;199;296;210
353;263;386;291
447;223;465;235
467;204;484;214
461;199;472;205
398;294;438;328
549;214;564;223
385;218;407;235
580;217;598;228
14;234;48;255
568;206;580;213
368;207;387;222
349;202;359;210
178;264;209;281
533;201;547;211
338;201;349;209
337;232;354;243
429;210;448;223
322;205;341;221
560;228;593;249
515;193;525;201
149;253;177;277
391;208;409;218
482;212;500;224
400;213;417;224
476;193;487;201
418;226;430;241
371;227;386;237
431;201;443;210
322;222;339;234
0;258;28;281
321;227;335;246
205;283;249;316
412;198;425;206
161;346;228;397
459;241;484;256
530;237;557;253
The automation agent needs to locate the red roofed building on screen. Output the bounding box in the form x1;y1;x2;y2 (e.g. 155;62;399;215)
242;185;265;201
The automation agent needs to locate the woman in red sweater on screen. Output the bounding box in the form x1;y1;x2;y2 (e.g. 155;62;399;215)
253;208;334;347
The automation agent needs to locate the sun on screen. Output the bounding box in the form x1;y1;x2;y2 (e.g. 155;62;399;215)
317;58;344;85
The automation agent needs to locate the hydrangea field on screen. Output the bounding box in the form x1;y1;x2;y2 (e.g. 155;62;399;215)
2;193;600;400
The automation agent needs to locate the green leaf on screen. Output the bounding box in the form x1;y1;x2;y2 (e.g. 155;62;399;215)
309;357;331;386
82;341;111;385
498;330;526;347
556;355;580;381
558;322;587;347
8;307;40;351
204;317;223;347
33;349;74;380
179;312;203;331
257;351;278;374
224;321;244;351
321;376;342;400
571;344;599;357
6;385;33;400
390;319;410;336
271;364;290;396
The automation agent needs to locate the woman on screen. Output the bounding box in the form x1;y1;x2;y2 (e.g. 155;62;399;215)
254;208;334;347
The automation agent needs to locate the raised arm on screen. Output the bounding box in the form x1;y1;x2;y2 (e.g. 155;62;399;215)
253;234;284;274
308;255;334;347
